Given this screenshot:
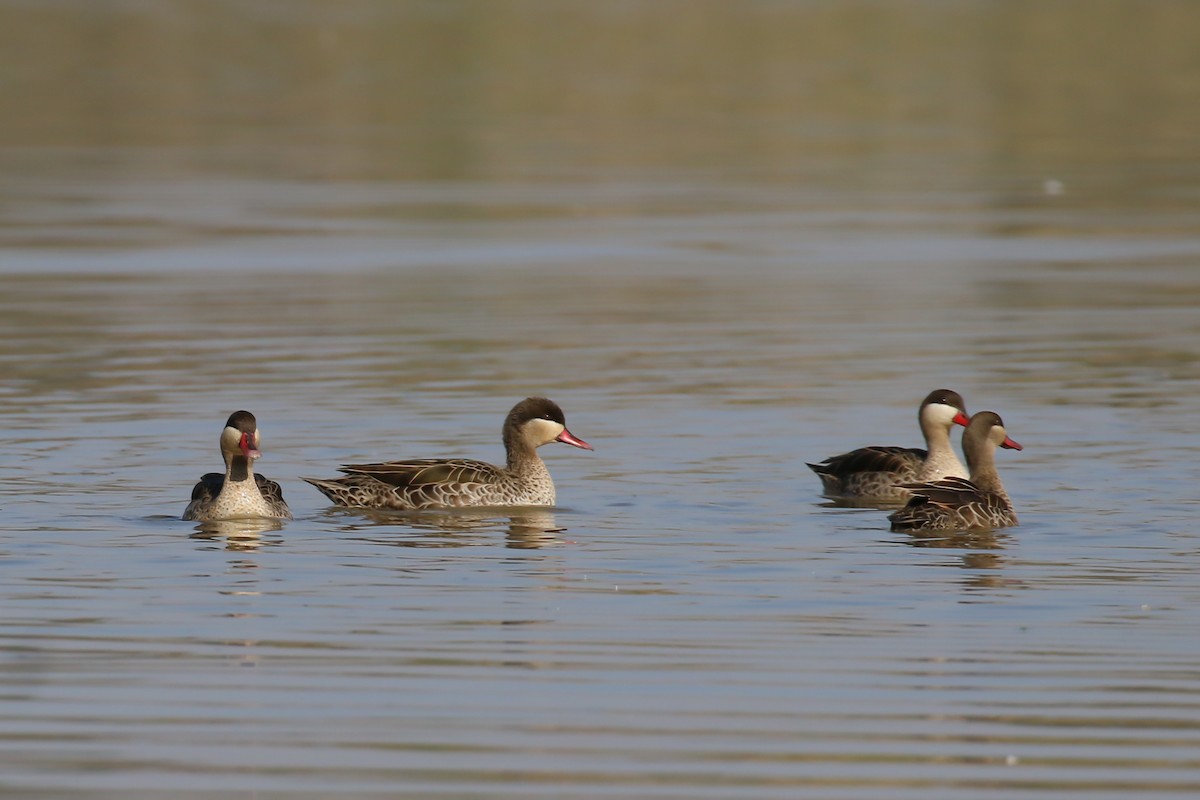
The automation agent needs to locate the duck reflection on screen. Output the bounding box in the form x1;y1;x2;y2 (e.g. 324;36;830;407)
903;529;1024;591
325;506;563;549
189;517;286;551
905;528;1008;550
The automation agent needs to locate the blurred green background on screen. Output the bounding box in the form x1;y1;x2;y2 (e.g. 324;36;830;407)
3;0;1197;198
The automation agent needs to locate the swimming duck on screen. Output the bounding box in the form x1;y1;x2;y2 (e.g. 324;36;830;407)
303;397;592;510
888;410;1022;532
807;389;970;502
183;410;291;521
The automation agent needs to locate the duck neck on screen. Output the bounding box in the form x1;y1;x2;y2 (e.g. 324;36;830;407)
920;414;965;477
226;455;255;484
504;433;544;475
508;448;544;474
923;418;957;458
966;445;1003;495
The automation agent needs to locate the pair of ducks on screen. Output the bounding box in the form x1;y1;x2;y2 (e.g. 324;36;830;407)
183;398;592;522
807;389;1023;531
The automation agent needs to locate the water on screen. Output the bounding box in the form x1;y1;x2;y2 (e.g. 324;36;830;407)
4;2;1200;798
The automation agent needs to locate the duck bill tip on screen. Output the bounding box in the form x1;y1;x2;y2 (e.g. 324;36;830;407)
556;429;593;451
1001;437;1023;451
952;412;970;426
239;435;262;460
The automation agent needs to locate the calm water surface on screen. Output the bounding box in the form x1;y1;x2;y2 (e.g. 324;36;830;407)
3;2;1200;798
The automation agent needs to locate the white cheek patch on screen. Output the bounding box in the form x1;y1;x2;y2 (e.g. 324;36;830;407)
525;418;566;445
921;403;959;427
220;426;242;451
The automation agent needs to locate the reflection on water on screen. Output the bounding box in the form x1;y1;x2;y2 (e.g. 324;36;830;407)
2;1;1200;798
326;506;563;549
5;258;1200;797
904;530;1021;593
905;528;1008;551
189;517;287;552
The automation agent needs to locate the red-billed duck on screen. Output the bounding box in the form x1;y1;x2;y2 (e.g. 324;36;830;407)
808;389;970;502
303;397;592;510
184;410;291;521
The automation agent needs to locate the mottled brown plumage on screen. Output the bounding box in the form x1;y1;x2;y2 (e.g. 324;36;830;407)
303;397;592;510
889;411;1022;532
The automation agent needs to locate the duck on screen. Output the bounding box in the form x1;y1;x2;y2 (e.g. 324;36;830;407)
888;410;1022;532
303;397;592;510
183;410;291;521
807;389;970;502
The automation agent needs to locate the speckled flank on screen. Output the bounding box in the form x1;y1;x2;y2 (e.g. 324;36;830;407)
809;445;926;500
185;473;291;521
830;458;923;501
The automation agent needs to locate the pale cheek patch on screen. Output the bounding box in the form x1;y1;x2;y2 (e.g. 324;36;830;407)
921;403;959;427
525;418;565;446
220;426;242;451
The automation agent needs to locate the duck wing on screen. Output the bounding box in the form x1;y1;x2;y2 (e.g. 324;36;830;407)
807;446;925;478
340;458;504;490
897;476;980;506
189;472;225;503
182;473;224;520
254;473;292;519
